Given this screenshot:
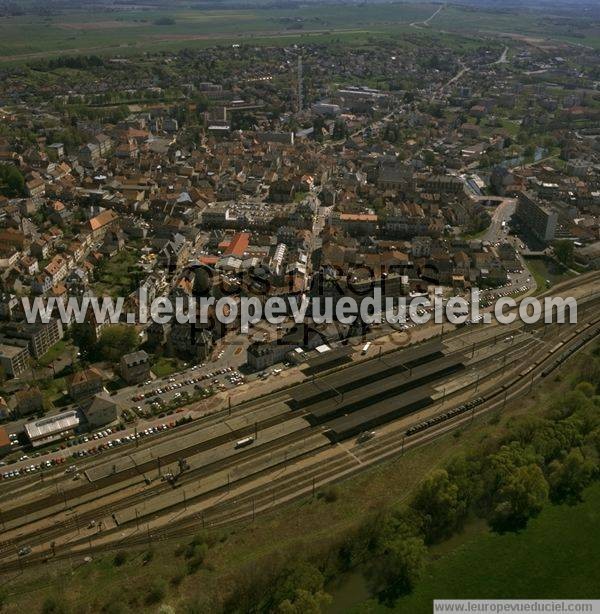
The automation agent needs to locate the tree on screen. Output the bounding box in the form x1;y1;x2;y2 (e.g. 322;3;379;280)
41;595;68;614
194;94;211;114
410;469;467;544
113;551;127;566
547;389;593;421
95;325;138;362
480;441;542;514
277;589;331;614
71;323;96;360
145;579;167;605
529;420;582;463
312;116;325;142
422;150;435;166
548;448;594;504
0;164;25;197
490;464;549;532
577;355;600;390
332;119;347;141
365;534;427;604
575;381;596;399
554;240;574;267
446;454;483;511
269;562;326;610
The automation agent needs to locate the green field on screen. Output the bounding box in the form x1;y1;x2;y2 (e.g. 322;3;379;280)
92;247;142;298
525;256;576;294
0;2;598;62
380;482;600;612
433;5;600;48
330;483;600;612
151;356;185;378
0;4;433;61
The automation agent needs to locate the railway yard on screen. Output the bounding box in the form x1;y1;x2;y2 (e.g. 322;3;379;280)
1;273;599;575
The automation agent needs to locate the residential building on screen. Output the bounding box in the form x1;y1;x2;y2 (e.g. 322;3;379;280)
66;367;104;401
515;191;558;243
0;343;28;377
120;350;151;384
0;318;64;359
88;209;119;239
82;393;118;428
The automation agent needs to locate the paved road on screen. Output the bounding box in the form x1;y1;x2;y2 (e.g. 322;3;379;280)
481;197;516;243
410;4;444;29
479;197;536;296
492;46;509;65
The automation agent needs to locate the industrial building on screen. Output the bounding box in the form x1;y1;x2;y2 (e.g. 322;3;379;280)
25;410;80;448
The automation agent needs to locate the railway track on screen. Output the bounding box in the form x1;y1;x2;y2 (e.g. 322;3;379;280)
2;315;597;573
1;278;599;572
1;313;597;571
3;270;596;495
0;329;532;559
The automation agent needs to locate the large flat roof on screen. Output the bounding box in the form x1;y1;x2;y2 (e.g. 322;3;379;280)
323;384;435;441
305;354;465;424
290;339;444;407
25;410;80;441
0;343;28;358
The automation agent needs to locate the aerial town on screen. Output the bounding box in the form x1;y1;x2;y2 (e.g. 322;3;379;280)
0;1;599;611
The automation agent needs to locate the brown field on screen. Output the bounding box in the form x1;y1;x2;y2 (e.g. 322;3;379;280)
57;21;143;31
149;28;362;41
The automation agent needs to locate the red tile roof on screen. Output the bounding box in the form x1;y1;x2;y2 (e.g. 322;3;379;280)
223;232;250;258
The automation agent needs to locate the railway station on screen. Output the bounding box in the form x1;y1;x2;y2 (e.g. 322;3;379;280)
289;339;445;409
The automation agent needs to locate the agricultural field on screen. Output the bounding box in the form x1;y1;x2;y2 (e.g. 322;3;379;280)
0;4;433;61
432;4;600;49
1;2;598;62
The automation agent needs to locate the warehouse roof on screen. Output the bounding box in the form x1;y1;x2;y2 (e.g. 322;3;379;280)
25;410;80;443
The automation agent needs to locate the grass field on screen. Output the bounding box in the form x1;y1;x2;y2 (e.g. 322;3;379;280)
525;256;575;294
151;356;185;378
432;5;600;49
379;482;600;612
92;248;142;298
331;483;600;612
